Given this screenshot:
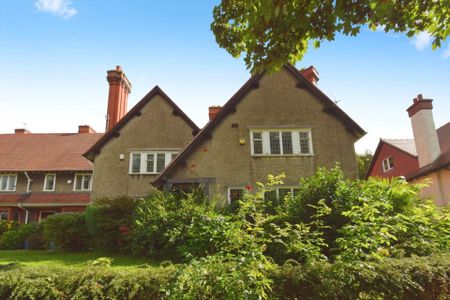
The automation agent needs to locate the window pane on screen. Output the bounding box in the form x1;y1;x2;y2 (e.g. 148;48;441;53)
132;153;141;173
146;154;155;173
229;188;243;203
252;132;263;154
388;157;394;168
281;132;293;154
8;175;16;191
0;212;8;221
156;153;165;173
82;175;91;190
75;175;82;190
299;132;310;154
45;175;55;190
269;132;281;154
264;189;277;202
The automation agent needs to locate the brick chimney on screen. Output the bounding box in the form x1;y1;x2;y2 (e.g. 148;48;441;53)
106;66;132;132
78;125;96;134
407;94;441;167
208;106;222;121
14;128;31;134
300;66;319;85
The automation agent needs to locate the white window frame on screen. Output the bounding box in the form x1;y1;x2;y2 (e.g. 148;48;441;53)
250;129;313;156
73;173;92;191
227;187;245;204
129;151;179;175
264;187;299;201
382;156;394;173
43;174;56;192
0;174;17;192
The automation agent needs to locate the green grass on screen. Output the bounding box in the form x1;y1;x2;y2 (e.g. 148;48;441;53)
0;250;161;270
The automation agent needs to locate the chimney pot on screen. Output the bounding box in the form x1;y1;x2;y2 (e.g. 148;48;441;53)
106;66;132;132
300;66;319;85
14;128;31;134
78;125;96;134
208;106;222;121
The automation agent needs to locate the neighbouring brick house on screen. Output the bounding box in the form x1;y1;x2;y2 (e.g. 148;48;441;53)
152;65;366;205
367;95;450;205
0;126;102;223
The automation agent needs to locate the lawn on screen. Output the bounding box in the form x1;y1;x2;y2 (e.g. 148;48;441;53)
0;250;161;270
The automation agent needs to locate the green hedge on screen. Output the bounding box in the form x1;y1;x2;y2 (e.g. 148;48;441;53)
0;254;448;299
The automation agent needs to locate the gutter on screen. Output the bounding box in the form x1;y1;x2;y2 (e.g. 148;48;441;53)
18;171;32;224
17;203;29;224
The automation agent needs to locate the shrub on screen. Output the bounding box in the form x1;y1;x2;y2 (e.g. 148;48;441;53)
0;223;43;250
0;221;20;237
41;213;91;251
166;253;274;300
85;197;136;253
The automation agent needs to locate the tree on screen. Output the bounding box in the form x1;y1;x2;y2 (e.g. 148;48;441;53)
356;150;373;179
211;0;450;73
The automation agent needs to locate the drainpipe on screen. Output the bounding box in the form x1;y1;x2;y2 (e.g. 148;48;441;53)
18;171;32;224
18;203;29;224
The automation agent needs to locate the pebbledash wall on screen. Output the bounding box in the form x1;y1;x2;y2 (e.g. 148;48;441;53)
90;92;197;199
157;67;362;205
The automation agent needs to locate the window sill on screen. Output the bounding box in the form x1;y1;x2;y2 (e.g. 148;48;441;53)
129;173;160;175
251;154;314;157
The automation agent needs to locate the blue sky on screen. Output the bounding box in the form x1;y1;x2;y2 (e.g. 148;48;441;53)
0;0;449;154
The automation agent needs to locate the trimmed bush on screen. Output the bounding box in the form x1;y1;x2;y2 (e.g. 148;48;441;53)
41;213;91;251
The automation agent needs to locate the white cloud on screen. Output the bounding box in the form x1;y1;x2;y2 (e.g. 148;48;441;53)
35;0;77;19
411;31;432;51
443;43;450;59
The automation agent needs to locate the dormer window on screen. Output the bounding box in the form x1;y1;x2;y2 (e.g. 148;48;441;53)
250;129;313;156
0;174;17;192
382;156;394;172
43;174;56;192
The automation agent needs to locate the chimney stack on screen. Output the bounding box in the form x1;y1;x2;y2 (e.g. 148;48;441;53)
78;125;96;134
208;106;222;121
14;128;31;134
106;66;132;132
407;94;441;167
300;66;319;85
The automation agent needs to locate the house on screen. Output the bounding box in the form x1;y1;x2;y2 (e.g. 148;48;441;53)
367;95;450;205
84;66;200;199
0;126;102;223
152;65;366;204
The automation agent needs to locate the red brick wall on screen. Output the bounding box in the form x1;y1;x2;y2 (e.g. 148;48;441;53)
368;143;419;179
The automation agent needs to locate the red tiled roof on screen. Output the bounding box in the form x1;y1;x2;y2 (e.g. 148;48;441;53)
0;193;91;206
0;133;102;172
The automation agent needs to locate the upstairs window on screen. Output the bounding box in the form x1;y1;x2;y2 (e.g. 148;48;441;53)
74;174;92;191
228;188;244;204
382;156;394;172
251;130;313;156
130;151;179;174
43;174;56;192
0;174;17;192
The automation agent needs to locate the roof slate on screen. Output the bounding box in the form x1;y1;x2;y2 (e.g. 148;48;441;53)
0;133;102;172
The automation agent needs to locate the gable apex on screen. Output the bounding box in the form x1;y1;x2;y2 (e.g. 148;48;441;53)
84;85;199;161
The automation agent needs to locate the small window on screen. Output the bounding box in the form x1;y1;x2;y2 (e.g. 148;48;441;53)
0;211;8;221
129;151;179;174
39;211;56;222
74;174;92;191
250;129;313;156
228;188;244;204
0;174;17;192
43;174;56;192
264;189;277;202
382;156;394;172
